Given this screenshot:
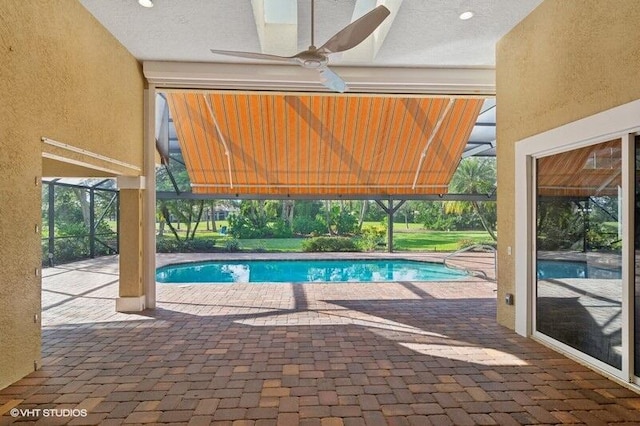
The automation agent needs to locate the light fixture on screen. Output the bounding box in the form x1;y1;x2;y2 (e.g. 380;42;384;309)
138;0;153;8
459;11;474;20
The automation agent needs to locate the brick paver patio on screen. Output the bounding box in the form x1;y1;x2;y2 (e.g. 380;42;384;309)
1;253;640;425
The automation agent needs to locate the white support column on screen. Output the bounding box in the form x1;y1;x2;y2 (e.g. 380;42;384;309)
514;149;533;337
144;87;157;309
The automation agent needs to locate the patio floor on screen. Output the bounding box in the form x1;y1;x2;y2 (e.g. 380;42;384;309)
1;253;640;425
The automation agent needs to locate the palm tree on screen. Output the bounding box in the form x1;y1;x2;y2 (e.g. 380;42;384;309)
445;158;497;241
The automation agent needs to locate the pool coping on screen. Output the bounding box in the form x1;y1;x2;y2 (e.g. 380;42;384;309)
156;251;454;268
155;252;493;284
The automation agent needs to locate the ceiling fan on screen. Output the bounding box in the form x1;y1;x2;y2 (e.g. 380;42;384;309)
210;1;390;93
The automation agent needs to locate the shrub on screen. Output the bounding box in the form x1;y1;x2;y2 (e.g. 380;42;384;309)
270;218;293;238
227;214;248;238
56;222;88;237
357;226;387;252
292;216;326;235
225;239;241;252
156;238;183;253
156;238;216;253
184;239;217;252
332;210;359;235
302;236;360;252
228;213;268;238
479;240;497;249
53;236;89;264
456;239;476;250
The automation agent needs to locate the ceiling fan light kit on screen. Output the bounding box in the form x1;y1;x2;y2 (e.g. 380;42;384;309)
138;0;153;8
211;1;390;93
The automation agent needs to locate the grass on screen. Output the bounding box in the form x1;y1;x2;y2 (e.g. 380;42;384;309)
364;221;493;251
49;219;493;252
393;230;492;251
157;220;493;252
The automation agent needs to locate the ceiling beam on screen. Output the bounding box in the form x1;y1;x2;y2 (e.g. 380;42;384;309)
144;61;495;95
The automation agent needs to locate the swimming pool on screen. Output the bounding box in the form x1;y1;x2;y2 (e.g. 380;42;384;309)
156;259;467;284
537;259;621;279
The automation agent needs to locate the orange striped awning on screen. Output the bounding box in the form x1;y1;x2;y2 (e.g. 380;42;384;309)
537;139;621;197
166;92;483;197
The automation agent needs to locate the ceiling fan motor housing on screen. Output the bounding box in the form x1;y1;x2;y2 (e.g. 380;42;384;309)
296;47;329;69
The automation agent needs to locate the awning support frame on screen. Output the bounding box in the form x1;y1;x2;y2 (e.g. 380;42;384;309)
375;198;406;253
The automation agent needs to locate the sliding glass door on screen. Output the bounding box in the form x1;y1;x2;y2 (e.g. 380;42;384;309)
635;135;640;378
516;100;640;387
535;139;623;370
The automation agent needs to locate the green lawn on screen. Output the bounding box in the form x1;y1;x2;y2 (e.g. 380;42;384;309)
49;219;492;251
363;221;424;231
157;220;493;252
364;221;493;251
393;230;492;251
232;230;492;252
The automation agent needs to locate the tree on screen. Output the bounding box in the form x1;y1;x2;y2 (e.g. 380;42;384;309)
537;199;584;250
158;199;205;241
228;200;272;238
358;200;368;230
324;200;333;235
445;158;497;241
281;200;295;225
155;154;209;241
72;187;91;228
208;201;217;232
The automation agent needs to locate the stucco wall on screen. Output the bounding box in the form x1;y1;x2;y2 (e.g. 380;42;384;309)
496;0;640;327
0;0;143;389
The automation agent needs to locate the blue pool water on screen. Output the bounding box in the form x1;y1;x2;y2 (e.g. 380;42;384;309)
537;260;621;280
156;259;467;284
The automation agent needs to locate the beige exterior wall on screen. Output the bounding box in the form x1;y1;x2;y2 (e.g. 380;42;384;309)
496;0;640;327
0;0;144;389
119;189;144;298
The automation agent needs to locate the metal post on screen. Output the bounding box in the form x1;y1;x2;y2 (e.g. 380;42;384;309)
387;199;393;253
48;182;55;266
376;198;405;254
584;198;589;252
89;188;96;258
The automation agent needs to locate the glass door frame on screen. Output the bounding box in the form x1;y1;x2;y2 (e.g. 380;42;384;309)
514;99;640;387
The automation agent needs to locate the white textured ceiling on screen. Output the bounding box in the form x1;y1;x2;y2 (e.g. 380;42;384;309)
78;0;543;67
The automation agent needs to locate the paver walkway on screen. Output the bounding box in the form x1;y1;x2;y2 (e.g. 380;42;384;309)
1;254;639;425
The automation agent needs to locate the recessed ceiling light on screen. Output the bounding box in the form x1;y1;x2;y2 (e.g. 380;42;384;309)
138;0;153;8
459;11;474;20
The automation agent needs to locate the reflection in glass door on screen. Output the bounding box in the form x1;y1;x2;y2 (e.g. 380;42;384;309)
635;135;640;378
536;139;623;369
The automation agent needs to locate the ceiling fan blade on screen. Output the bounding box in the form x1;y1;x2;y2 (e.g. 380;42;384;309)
210;49;295;63
319;67;348;93
319;5;391;54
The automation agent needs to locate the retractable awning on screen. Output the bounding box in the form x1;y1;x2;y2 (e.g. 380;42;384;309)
536;139;621;197
166;92;483;197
